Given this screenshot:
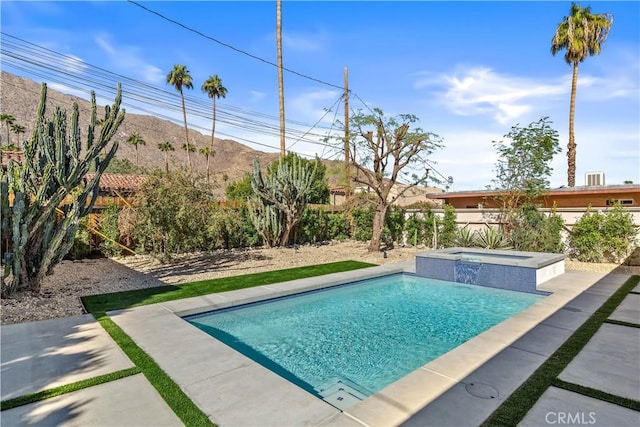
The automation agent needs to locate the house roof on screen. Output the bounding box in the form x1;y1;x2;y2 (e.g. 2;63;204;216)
85;173;148;193
426;185;640;199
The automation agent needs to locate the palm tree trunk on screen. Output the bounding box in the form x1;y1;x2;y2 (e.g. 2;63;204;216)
276;0;286;157
206;153;211;184
567;61;579;187
211;97;216;152
180;90;192;172
164;152;169;173
135;146;139;168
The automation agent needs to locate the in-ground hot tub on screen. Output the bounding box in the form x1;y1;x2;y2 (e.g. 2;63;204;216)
415;247;565;293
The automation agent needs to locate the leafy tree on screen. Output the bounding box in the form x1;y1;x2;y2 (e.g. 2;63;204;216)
552;3;613;187
1;83;124;296
0;113;15;146
199;146;215;184
10;123;25;149
126;131;145;167
340;108;443;251
250;157;317;247
201;75;227;157
226;173;253;202
104;157;139;175
491;117;560;234
157;140;175;173
166;64;194;172
267;152;329;204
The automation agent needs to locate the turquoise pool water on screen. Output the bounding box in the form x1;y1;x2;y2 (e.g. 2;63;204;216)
187;273;543;405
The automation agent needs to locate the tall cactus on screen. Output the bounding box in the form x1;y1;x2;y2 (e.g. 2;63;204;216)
0;83;125;297
249;156;316;247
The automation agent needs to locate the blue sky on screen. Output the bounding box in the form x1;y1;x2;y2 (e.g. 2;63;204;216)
1;1;638;190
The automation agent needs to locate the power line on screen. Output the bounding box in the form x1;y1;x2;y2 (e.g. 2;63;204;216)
1;33;344;153
127;0;344;90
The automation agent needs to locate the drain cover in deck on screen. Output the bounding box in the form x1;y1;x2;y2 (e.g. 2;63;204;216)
465;382;499;399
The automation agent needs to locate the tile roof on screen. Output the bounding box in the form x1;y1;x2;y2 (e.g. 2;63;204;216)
85;173;148;193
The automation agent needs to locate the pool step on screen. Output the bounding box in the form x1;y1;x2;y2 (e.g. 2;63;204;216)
317;378;369;411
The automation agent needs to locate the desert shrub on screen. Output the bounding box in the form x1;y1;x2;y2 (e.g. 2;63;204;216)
455;225;477;247
328;212;350;241
298;208;330;244
570;204;638;263
438;204;457;248
100;202;122;256
133;170;217;257
475;227;512;249
510;204;564;253
207;207;253;250
405;212;426;246
384;206;405;246
351;207;374;242
70;217;91;259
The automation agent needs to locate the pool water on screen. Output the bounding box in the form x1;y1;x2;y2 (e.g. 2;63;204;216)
187;273;543;408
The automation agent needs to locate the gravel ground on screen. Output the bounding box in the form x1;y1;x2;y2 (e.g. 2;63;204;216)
2;241;638;325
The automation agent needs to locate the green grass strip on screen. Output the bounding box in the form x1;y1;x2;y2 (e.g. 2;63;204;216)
604;319;640;328
82;260;375;314
0;367;140;411
482;275;640;427
95;314;214;426
551;378;640;411
82;261;376;426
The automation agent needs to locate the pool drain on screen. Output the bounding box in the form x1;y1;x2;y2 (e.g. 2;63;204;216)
465;382;499;399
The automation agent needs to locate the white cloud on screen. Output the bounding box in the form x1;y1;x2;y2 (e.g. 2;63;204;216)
289;89;341;123
282;30;327;52
250;90;266;102
94;34;163;84
415;67;567;125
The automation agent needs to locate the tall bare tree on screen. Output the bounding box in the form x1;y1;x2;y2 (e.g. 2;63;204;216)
344;108;443;251
551;3;612;187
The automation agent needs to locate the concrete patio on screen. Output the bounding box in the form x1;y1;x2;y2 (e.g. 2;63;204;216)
1;266;638;426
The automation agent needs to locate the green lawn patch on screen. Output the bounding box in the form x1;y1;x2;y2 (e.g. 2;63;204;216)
81;260;376;426
83;260;375;314
482;275;640;427
0;367;140;411
96;315;214;426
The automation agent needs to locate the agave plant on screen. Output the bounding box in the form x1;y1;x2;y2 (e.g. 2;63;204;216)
455;225;477;247
475;227;512;249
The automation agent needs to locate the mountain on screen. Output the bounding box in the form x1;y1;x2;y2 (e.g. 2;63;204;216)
0;71;286;196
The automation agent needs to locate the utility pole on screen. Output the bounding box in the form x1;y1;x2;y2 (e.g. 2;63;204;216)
277;0;285;157
343;66;350;201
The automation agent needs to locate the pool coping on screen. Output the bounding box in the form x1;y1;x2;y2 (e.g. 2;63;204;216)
108;263;624;426
416;247;565;268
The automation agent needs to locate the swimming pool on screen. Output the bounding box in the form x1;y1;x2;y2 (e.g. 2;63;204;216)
186;273;543;410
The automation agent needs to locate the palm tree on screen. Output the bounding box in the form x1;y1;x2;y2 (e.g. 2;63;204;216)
126;132;146;168
201;75;227;157
199;146;215;184
10;123;25;150
158;140;175;173
166;64;195;172
1;114;15;147
552;3;613;187
276;0;285;157
182;142;196;158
